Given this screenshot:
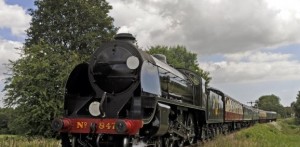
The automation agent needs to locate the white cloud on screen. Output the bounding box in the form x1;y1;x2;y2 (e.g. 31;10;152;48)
265;0;300;20
224;51;292;62
108;0;300;54
0;39;22;80
0;0;31;37
200;51;300;83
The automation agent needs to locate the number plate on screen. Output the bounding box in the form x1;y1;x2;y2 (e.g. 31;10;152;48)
98;122;115;130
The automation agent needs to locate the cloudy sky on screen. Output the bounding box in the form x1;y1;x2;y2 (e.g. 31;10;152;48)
1;0;300;107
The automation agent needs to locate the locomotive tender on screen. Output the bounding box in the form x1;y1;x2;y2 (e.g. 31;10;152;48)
52;33;277;147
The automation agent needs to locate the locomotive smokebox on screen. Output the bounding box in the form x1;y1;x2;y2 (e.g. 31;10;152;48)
89;33;142;94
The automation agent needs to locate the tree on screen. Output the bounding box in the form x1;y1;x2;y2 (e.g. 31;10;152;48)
293;91;300;122
3;0;117;137
4;43;82;136
0;107;15;134
255;94;286;118
284;107;293;118
147;45;211;83
26;0;117;55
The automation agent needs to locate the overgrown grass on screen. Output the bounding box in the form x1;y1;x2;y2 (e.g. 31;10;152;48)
204;118;300;147
0;135;59;147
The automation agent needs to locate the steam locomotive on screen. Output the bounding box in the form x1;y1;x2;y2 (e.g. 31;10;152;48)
51;33;277;147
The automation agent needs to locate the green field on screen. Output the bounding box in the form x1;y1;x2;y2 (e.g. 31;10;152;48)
204;118;300;147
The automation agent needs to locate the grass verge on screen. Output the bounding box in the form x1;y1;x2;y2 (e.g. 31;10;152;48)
203;118;300;147
0;135;59;147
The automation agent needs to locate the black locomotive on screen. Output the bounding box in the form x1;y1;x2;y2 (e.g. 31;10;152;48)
52;33;276;147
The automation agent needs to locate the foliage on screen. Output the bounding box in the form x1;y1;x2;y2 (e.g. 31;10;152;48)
26;0;117;55
3;0;117;137
0;108;15;134
293;91;300;123
147;45;211;83
284;107;293;118
255;94;286;118
4;42;83;136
